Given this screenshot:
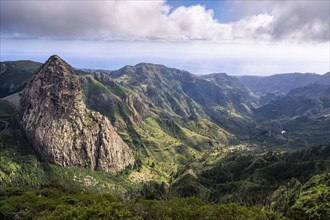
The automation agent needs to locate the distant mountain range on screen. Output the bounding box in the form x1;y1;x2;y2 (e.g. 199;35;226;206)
236;72;330;95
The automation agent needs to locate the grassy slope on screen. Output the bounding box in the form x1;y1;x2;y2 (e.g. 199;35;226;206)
110;64;255;136
80;76;235;184
0;61;41;98
82;78;133;126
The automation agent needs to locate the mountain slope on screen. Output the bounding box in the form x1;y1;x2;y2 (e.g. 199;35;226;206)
80;72;151;131
201;72;257;105
253;84;330;146
110;63;256;135
79;71;234;183
255;84;330;120
0;60;42;98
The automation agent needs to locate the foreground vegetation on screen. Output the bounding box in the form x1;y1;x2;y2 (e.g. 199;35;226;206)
0;187;286;220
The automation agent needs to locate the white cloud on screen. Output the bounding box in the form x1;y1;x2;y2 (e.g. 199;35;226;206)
231;0;329;42
271;1;329;41
232;14;274;40
1;0;328;42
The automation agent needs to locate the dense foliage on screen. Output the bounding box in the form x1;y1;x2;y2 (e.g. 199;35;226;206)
0;187;286;220
182;146;330;204
271;173;330;220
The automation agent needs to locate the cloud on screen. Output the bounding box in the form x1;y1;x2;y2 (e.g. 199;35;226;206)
271;1;329;41
0;1;170;40
0;0;329;42
231;0;329;42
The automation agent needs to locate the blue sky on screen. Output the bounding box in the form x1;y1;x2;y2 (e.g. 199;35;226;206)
0;0;329;75
167;0;234;22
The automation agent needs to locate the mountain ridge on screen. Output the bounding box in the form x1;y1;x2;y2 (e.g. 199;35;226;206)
237;72;330;96
110;63;256;135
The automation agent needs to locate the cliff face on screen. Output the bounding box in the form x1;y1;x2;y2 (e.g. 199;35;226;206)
20;55;134;173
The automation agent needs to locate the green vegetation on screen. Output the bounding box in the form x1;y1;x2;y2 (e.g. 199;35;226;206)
110;63;256;136
253;84;330;147
0;188;285;220
271;173;330;220
79;72;238;185
0;100;18;117
0;60;41;98
81;77;133;123
196;146;330;204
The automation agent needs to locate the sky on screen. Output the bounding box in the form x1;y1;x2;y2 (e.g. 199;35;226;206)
0;0;329;75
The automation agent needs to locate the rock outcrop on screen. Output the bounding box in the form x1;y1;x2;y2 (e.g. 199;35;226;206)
20;55;134;173
124;94;150;124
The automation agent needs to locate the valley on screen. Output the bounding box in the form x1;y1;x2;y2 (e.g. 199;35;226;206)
0;56;329;219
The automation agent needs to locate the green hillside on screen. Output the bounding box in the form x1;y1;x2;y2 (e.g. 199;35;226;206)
0;60;41;98
110;63;256;135
252;84;330;147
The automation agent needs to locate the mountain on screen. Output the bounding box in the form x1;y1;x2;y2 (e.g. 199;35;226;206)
75;67;113;74
255;83;330;120
0;60;42;98
0;57;241;182
79;65;237;181
237;72;330;96
20;55;134;172
80;72;151;130
201;72;256;103
110;63;256;135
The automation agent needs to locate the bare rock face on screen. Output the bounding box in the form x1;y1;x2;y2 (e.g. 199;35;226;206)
20;55;134;173
124;94;150;124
